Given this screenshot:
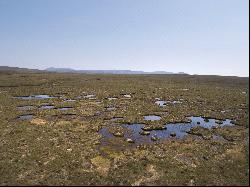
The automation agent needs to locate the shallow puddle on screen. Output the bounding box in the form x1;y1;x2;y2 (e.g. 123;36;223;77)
110;117;124;121
94;111;102;116
166;100;182;104
155;99;182;106
188;116;234;128
39;105;55;109
106;106;116;111
13;95;56;100
64;99;76;102
99;116;235;145
220;109;231;113
155;101;166;107
57;107;74;111
108;97;118;101
144;115;161;121
17;105;36;110
17;114;34;120
212;135;227;141
123;94;131;98
83;94;95;99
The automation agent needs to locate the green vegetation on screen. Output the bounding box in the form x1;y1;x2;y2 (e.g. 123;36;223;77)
0;72;248;185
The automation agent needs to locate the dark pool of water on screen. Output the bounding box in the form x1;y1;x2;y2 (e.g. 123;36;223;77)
17;114;34;120
99;116;235;145
13;95;56;100
144;115;161;121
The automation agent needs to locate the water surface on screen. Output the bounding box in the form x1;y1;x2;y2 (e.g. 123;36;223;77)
17;105;36;110
13;95;56;100
39;105;55;109
99;116;235;145
57;107;74;111
17;114;34;120
144;115;161;121
155;101;166;107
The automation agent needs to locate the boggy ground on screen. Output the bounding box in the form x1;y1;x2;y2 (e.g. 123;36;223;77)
0;72;249;185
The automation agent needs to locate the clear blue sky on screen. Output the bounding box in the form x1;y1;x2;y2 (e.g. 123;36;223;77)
0;0;249;76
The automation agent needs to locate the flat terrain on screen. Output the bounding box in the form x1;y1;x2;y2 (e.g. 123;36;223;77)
0;72;249;185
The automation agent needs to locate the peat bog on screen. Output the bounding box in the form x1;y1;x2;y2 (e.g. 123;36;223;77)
0;72;248;185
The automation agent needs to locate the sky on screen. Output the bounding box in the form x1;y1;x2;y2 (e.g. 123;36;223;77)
0;0;249;76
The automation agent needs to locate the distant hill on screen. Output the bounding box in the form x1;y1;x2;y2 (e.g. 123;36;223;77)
0;66;189;75
45;67;188;75
0;66;42;73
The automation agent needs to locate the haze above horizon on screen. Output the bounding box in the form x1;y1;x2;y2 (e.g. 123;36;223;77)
0;0;249;76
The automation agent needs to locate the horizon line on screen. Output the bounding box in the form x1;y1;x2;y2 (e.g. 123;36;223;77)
0;65;249;78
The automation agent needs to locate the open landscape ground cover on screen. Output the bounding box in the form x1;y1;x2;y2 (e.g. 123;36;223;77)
0;72;248;185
